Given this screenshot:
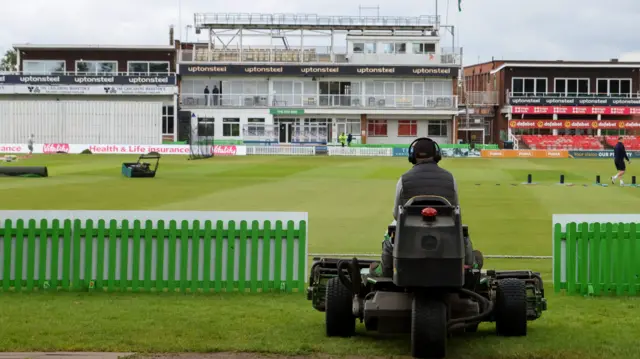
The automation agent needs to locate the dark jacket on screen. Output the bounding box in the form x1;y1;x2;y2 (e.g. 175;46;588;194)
393;161;459;219
614;142;630;162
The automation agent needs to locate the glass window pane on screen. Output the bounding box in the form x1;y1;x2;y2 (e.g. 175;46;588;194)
128;62;148;74
555;79;565;94
512;79;524;94
610;80;620;94
578;79;589;94
567;79;578;95
621;80;631;95
365;43;376;54
76;61;96;74
353;43;364;53
597;79;608;95
149;62;169;74
535;79;546;94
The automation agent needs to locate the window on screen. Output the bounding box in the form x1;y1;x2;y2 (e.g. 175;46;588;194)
365;43;376;54
353;42;376;54
398;120;417;136
127;61;170;75
597;79;632;97
75;60;117;75
413;43;436;54
162;106;174;135
427;120;448;137
197;117;214;137
22;60;65;75
246;118;265;136
380;43;406;54
223;118;240;137
554;78;589;96
367;120;388;136
511;77;547;96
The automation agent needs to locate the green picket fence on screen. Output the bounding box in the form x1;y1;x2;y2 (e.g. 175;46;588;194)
553;221;640;296
0;212;308;294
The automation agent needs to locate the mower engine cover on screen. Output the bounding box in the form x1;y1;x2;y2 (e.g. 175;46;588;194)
393;196;465;288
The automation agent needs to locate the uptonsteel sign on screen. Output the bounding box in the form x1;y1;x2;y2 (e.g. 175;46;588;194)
0;75;177;85
179;64;459;77
509;96;640;107
508;119;640;130
511;106;640;115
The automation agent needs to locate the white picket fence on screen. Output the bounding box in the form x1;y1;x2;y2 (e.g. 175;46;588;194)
328;147;392;157
245;146;316;156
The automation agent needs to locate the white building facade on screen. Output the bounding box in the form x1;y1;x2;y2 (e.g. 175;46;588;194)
177;13;461;145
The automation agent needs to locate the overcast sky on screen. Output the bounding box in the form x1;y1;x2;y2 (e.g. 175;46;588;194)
2;0;640;65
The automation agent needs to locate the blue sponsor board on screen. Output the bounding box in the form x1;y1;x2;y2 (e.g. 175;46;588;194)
392;147;481;158
393;147;409;157
314;146;328;155
569;150;640;159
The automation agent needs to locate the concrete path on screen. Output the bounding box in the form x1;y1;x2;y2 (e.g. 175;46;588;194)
0;353;134;359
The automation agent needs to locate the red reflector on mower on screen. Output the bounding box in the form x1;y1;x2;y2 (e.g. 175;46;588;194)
421;207;437;217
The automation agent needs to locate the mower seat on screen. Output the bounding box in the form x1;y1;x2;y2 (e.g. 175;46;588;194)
392;195;466;288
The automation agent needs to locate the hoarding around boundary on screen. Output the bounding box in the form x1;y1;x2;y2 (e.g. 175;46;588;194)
509;119;640;130
0;144;247;156
511;106;640;115
568;150;640;159
480;149;568;158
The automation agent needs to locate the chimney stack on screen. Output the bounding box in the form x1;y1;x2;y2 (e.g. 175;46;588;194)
169;25;175;45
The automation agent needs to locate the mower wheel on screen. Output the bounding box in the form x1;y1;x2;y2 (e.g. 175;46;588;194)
465;323;479;333
325;277;356;337
411;295;447;359
495;278;527;337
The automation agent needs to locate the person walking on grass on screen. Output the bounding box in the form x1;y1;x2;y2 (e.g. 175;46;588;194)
612;136;631;186
27;134;34;156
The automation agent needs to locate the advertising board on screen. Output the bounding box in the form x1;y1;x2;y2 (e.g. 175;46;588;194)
392;147;481;158
480;150;568;158
568;150;640;159
0;144;247;156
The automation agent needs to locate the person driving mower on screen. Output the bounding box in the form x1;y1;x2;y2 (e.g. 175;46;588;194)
370;137;483;277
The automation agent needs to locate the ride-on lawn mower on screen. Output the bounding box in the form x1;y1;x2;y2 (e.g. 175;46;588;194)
307;196;547;359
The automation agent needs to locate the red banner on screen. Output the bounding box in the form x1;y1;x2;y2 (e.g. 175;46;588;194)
211;145;237;156
511;106;640;115
43;143;70;154
509;119;640;130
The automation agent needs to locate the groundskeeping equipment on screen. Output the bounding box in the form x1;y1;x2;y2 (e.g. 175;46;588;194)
121;153;160;178
0;166;48;177
307;196;547;359
189;123;214;160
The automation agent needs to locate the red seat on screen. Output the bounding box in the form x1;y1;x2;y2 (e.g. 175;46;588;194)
605;136;640;150
521;135;604;150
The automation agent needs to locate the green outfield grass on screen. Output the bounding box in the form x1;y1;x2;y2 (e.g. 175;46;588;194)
0;155;639;359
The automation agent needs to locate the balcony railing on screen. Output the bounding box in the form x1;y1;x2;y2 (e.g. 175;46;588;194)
507;91;640;100
180;93;457;110
194;13;439;29
178;47;460;65
463;91;499;106
0;71;175;76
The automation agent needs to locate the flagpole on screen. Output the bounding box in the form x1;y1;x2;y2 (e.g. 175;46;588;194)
178;0;182;41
